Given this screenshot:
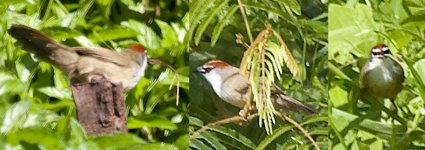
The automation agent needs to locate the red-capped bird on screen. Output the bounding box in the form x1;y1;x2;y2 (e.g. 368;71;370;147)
196;60;316;114
360;44;404;100
8;24;148;90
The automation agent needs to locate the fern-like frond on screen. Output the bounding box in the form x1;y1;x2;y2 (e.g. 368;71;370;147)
273;30;300;77
238;25;301;134
194;0;230;45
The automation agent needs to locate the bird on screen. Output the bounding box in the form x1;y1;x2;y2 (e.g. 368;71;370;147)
8;24;148;90
195;60;316;114
360;44;404;100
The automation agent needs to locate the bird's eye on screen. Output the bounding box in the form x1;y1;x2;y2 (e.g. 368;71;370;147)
383;49;391;54
203;67;213;73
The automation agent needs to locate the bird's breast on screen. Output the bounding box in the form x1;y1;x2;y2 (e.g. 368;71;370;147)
363;58;404;98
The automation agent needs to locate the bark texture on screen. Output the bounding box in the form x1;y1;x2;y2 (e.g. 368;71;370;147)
71;77;127;135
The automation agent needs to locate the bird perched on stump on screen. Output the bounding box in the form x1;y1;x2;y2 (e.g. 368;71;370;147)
8;24;148;90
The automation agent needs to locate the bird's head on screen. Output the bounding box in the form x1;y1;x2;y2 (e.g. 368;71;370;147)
195;60;239;91
196;60;231;74
371;44;392;59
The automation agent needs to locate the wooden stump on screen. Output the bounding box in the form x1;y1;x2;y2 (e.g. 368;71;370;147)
71;77;127;135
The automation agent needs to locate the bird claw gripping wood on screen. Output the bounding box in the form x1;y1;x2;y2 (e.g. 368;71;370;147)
239;96;254;121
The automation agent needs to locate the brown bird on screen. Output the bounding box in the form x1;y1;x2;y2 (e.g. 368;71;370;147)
196;60;316;114
8;24;148;90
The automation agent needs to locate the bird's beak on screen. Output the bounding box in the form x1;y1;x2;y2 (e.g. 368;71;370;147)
195;66;206;73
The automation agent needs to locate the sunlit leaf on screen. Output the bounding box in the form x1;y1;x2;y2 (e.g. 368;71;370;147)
38;87;72;100
128;115;178;130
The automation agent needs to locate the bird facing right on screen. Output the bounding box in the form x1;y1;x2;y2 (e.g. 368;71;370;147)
7;24;148;90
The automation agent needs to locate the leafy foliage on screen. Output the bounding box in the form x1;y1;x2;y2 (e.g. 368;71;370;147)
329;0;425;149
0;0;188;149
189;0;328;149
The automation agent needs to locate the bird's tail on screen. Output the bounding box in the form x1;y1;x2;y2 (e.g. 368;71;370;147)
274;94;317;115
7;24;74;67
272;85;317;115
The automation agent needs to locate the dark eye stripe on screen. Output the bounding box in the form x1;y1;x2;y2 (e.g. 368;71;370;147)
383;50;390;54
202;66;214;73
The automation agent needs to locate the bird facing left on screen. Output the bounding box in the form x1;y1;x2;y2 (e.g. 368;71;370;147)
8;24;148;90
196;59;316;114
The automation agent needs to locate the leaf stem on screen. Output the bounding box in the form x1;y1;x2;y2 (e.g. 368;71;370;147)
237;0;253;43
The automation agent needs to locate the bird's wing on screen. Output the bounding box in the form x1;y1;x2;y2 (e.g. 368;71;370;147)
72;47;130;66
220;72;250;108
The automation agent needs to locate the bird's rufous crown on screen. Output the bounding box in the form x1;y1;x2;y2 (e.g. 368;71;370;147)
372;44;388;50
204;60;230;68
128;44;145;53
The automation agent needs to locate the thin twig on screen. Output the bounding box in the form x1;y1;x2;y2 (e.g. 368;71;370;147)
190;116;243;138
275;113;320;150
148;59;180;105
237;0;253;43
190;114;258;138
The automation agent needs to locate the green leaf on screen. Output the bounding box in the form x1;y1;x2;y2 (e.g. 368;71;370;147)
38;87;72;100
198;131;227;150
190;138;213;150
207;125;257;149
1;101;31;133
90;133;147;149
0;77;25;95
329;4;379;64
156;20;179;49
412;59;425;86
211;5;238;46
280;0;301;15
194;0;229;45
410;58;425;104
406;0;425;16
245;1;294;25
188;0;211;42
15;127;66;149
123;20;162;51
328;62;352;81
331;108;408;140
127;143;179;150
95;0;114;18
128;115;178;130
300;115;328;126
89;26;139;42
257;124;292;150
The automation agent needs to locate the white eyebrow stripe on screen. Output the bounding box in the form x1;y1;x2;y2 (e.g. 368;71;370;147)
372;48;382;53
203;65;214;68
382;47;389;51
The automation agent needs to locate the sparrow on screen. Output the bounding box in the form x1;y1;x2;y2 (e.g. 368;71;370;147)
360;44;404;100
196;60;316;114
8;24;148;90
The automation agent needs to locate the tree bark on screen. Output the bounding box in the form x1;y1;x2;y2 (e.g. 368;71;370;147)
71;77;127;135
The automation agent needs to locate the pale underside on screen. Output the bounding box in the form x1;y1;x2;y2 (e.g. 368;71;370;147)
361;57;404;99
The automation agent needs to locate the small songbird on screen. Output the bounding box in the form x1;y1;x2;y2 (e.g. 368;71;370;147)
8;24;148;90
196;60;316;114
360;44;404;100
